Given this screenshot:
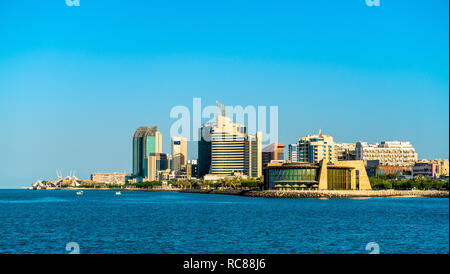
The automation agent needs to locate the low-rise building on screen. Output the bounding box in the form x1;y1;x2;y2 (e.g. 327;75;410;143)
433;159;449;177
91;173;128;185
264;160;371;190
412;161;439;178
356;141;418;167
365;160;411;177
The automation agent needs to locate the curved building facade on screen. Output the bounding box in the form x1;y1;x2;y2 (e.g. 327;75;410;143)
132;125;162;179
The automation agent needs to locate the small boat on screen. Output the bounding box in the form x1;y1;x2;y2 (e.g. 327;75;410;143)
76;191;83;195
115;191;121;195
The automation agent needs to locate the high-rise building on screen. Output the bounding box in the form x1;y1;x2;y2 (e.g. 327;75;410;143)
172;154;185;172
198;104;262;178
198;130;212;178
298;131;336;163
288;144;299;162
132;125;162;179
355;141;417;167
146;152;169;181
335;143;356;161
208;115;246;175
186;160;198;179
245;132;262;178
262;143;285;169
171;136;187;171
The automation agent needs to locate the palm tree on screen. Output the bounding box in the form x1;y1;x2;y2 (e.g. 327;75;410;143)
230;176;242;189
220;177;230;189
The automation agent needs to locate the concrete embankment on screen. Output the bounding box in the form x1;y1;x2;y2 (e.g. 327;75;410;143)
181;189;449;198
180;189;247;195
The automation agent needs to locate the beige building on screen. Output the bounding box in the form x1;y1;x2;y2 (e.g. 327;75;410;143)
298;131;337;163
335;143;356;161
435;159;449;176
91;173;128;185
264;159;371;190
146;153;169;181
171;136;187;171
356;141;418;166
419;159;449;177
172;153;186;172
198;113;262;178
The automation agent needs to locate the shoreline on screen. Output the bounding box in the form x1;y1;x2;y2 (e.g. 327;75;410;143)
28;188;449;198
180;189;450;198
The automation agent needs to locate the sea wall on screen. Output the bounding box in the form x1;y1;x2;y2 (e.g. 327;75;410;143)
38;187;449;198
180;189;246;195
181;189;449;198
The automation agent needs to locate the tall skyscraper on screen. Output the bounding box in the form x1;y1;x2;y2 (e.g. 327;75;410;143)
171;136;187;171
198;104;262;178
288;143;299;162
245;132;262;178
298;130;337;163
132;125;162;179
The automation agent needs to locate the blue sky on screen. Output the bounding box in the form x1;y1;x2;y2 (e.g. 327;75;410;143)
0;0;448;187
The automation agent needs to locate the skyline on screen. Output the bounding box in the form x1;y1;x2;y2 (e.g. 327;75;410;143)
0;0;449;188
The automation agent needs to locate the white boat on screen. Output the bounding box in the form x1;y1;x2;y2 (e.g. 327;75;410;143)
115;191;121;195
76;191;83;195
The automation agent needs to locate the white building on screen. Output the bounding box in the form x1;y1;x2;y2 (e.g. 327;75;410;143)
288;144;299;162
356;141;418;166
298;131;337;163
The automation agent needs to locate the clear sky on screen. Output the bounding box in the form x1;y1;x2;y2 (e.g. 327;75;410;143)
0;0;448;188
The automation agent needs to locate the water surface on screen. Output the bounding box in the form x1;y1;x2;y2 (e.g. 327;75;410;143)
0;189;448;254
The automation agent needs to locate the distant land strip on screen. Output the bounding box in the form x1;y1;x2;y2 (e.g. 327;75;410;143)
34;188;449;198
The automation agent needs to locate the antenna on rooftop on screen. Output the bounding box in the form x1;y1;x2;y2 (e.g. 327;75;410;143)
216;101;226;117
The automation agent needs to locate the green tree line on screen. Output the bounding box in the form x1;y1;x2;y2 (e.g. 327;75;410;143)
370;175;449;190
124;177;264;190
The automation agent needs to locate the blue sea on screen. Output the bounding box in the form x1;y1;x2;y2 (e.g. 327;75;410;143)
0;189;448;254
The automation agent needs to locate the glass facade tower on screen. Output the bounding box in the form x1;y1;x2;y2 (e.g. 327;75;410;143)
132;125;162;179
